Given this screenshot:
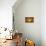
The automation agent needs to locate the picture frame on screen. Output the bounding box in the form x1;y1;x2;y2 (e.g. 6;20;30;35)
25;17;34;23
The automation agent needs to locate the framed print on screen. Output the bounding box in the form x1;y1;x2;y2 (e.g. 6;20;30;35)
25;17;34;23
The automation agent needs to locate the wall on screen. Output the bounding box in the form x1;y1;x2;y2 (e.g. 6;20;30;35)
0;0;16;30
13;0;41;46
0;0;16;39
41;0;46;46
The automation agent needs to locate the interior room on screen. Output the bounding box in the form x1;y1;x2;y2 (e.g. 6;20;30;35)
0;0;46;46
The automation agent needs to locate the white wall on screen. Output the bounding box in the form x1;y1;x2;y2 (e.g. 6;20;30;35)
0;0;16;30
41;0;46;46
13;0;41;46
